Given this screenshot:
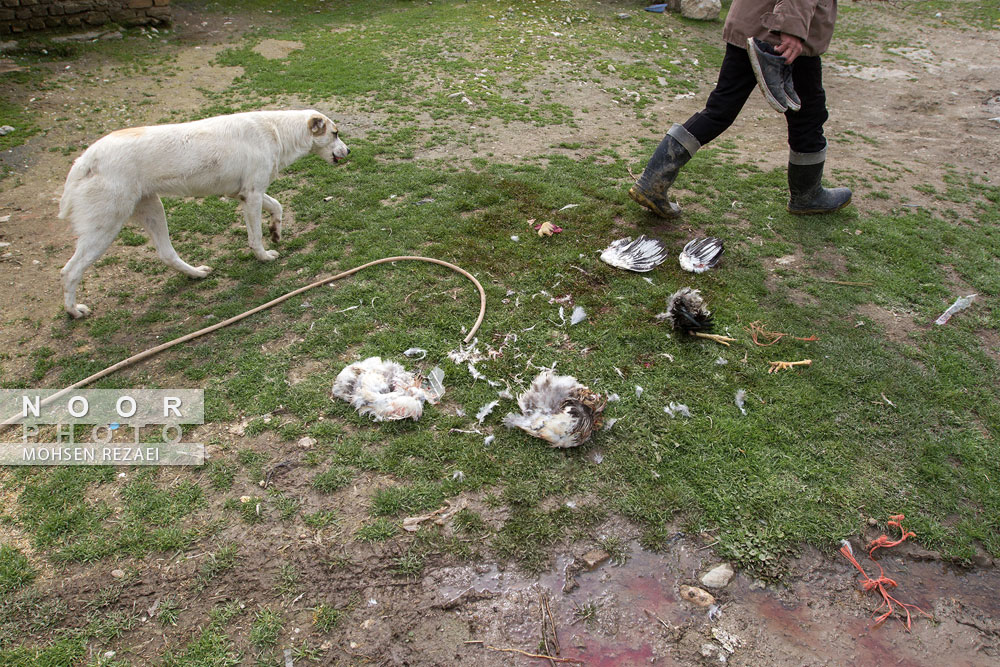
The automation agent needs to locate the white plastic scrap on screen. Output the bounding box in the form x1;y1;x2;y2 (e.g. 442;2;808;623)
403;347;427;360
664;402;691;418
476;400;500;424
427;367;445;400
735;389;747;416
935;294;976;325
570;306;587;326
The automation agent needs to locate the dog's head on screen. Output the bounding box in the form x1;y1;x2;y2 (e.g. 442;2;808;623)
308;113;350;164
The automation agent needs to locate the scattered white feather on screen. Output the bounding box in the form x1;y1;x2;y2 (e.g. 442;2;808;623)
511;235;520;241
468;363;487;382
664;402;691;418
592;452;604;464
448;339;485;364
451;470;465;482
635;385;644;399
606;393;621;403
643;277;655;285
558;305;566;325
735;389;747;416
332;357;441;421
476;400;500;424
558;203;579;211
603;417;618;431
715;357;728;365
570;306;587;325
599;235;669;272
679;237;724;273
483;434;495;446
404;347;427;360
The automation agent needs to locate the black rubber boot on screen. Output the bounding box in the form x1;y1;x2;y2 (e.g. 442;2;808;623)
629;123;700;219
747;37;793;113
787;150;852;215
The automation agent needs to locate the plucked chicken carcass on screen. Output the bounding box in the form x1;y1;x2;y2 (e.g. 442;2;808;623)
332;357;442;421
503;371;606;448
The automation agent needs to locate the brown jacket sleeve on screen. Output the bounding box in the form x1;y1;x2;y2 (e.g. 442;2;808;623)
760;0;821;41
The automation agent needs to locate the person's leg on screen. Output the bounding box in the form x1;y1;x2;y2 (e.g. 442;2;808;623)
682;43;759;146
785;56;852;214
630;44;757;218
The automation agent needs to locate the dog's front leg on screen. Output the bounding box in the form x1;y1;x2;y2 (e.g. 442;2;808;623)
241;191;279;261
262;194;283;244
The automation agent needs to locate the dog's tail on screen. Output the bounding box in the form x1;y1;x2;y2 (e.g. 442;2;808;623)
58;153;94;221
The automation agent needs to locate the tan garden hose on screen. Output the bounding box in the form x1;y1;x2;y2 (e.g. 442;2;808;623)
1;256;486;428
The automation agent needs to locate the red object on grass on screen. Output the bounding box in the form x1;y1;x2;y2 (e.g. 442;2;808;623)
838;514;932;630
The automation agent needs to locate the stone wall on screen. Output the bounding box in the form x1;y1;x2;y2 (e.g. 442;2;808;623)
0;0;171;35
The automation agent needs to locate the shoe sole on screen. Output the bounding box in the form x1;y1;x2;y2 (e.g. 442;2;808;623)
747;37;788;114
629;186;681;219
787;198;852;215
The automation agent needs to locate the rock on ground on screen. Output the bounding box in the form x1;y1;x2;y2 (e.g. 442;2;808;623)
700;562;735;588
681;0;721;21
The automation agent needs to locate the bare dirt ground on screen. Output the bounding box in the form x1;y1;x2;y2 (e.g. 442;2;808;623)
2;3;999;665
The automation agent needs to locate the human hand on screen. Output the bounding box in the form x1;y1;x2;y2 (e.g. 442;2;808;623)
775;33;803;64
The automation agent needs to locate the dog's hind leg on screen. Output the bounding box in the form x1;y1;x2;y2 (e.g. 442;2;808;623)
241;191;279;261
135;195;213;278
262;193;283;244
61;212;128;319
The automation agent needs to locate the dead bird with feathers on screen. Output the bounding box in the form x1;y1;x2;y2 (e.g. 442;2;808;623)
662;287;737;347
503;371;607;448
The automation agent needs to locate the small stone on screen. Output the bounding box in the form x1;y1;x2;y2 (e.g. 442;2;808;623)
679;584;716;607
868;517;878;526
617;13;630;19
680;0;721;21
700;563;735;588
111;569;125;579
580;548;610;570
103;651;116;660
297;436;316;449
239;495;252;503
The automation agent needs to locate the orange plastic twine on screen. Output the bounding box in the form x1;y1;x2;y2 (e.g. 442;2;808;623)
838;514;932;630
745;320;819;347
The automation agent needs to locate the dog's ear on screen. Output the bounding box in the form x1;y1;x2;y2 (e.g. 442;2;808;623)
309;115;327;136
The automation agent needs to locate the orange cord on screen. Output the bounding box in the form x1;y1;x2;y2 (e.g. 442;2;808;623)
746;320;819;347
838;514;932;630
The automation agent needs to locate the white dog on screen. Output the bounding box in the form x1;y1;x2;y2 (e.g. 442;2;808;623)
58;109;350;318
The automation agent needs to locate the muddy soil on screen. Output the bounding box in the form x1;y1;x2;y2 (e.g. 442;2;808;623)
1;2;999;665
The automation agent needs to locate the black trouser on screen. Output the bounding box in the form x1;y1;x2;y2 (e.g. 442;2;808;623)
682;43;829;154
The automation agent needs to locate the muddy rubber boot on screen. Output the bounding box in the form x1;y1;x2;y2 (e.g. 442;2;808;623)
787;149;852;215
747;37;791;113
628;123;700;219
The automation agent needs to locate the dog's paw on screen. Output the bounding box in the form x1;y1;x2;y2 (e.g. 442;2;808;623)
189;265;213;278
256;249;280;261
67;303;91;319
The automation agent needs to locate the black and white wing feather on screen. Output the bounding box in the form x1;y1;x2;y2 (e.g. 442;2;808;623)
600;235;668;272
679;237;724;273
